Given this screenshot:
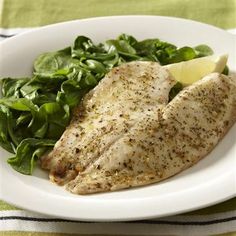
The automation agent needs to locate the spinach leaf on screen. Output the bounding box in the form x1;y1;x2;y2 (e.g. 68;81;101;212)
194;44;214;57
104;39;139;60
72;36;108;60
1;78;29;98
135;39;160;61
34;47;73;76
166;47;196;64
222;65;229;75
57;80;83;108
169;82;183;101
0;97;38;111
7;138;56;175
82;59;107;74
0;105;15;153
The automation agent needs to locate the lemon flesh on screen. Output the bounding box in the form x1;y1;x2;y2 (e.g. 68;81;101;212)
164;54;228;85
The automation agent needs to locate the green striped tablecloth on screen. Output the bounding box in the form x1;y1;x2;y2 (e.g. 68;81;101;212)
0;0;236;235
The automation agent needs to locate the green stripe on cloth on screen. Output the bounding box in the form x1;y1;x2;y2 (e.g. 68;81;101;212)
0;232;184;236
0;0;3;25
214;234;236;236
0;232;236;236
0;232;75;236
0;201;19;211
0;197;236;215
1;0;236;29
1;233;235;236
187;197;236;215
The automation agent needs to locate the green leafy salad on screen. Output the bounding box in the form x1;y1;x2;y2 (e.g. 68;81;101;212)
0;34;216;175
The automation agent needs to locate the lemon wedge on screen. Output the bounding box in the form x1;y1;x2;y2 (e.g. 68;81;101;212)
164;54;228;85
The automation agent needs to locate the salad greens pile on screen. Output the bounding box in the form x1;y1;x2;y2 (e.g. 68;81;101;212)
0;34;215;175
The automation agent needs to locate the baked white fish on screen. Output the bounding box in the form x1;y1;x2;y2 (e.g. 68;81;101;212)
66;73;236;194
41;61;176;185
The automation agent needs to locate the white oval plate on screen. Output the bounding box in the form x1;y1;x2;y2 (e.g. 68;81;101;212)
0;16;236;221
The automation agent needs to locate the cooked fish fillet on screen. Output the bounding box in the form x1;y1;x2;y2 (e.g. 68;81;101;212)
66;73;236;194
41;61;176;185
